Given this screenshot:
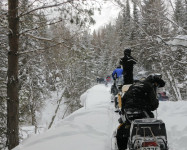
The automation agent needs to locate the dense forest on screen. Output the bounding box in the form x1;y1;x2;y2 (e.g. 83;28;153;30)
0;0;186;149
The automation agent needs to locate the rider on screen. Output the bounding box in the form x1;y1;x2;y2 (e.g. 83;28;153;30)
120;49;137;85
105;75;111;86
111;66;123;94
116;74;165;150
122;74;165;117
112;65;123;82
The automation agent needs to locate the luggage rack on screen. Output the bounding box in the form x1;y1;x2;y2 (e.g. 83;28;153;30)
128;119;168;150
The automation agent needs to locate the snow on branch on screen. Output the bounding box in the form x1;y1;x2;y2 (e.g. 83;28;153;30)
19;19;68;35
175;60;187;65
24;33;62;42
168;0;175;12
18;41;71;55
155;35;187;48
164;16;187;34
19;0;71;17
154;35;169;45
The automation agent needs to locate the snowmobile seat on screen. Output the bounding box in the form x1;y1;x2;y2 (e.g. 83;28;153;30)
124;108;147;122
122;84;131;93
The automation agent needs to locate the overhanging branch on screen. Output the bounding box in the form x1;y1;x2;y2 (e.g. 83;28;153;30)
19;0;72;17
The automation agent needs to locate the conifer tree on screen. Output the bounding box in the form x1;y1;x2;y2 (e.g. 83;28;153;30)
174;0;184;25
185;0;187;30
131;1;139;40
122;0;132;45
174;0;186;34
142;0;168;36
0;2;8;148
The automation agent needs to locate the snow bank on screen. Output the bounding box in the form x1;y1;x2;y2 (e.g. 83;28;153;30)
157;101;187;150
14;84;119;150
13;84;187;150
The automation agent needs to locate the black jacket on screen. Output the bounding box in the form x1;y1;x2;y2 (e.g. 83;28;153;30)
120;55;137;72
122;81;159;112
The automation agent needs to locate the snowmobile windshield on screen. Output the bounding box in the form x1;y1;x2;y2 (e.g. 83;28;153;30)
149;73;162;79
134;74;146;81
154;73;162;78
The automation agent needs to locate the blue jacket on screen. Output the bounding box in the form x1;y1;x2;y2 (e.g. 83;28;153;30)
112;68;123;80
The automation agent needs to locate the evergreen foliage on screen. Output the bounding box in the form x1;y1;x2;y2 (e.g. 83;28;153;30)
0;2;8;149
92;0;186;101
174;0;186;33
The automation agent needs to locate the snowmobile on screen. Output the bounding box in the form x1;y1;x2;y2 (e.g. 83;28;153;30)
112;109;168;150
110;76;126;112
111;83;118;103
114;84;132;112
110;76;122;102
105;75;112;86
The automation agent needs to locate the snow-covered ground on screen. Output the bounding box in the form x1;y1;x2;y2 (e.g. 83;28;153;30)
14;84;187;150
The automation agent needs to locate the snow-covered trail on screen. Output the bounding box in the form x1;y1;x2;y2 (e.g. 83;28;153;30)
13;84;187;150
14;84;119;150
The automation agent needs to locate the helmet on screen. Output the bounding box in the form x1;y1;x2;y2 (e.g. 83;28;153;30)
117;65;121;68
146;74;165;88
124;48;131;56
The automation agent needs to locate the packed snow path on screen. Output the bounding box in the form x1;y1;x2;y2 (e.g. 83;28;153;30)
14;85;119;150
14;84;187;150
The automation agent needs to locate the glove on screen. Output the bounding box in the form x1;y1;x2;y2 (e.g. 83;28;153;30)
120;109;124;115
119;111;121;115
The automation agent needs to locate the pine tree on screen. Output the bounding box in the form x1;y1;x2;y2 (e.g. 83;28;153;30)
115;13;124;47
131;1;139;40
174;0;184;26
0;2;8;149
18;0;48;134
174;0;186;34
142;0;168;36
184;0;187;30
7;0;19;149
122;0;132;44
139;0;168;69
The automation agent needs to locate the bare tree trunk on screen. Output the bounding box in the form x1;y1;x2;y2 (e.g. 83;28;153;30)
30;104;37;133
48;92;64;129
7;0;19;149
